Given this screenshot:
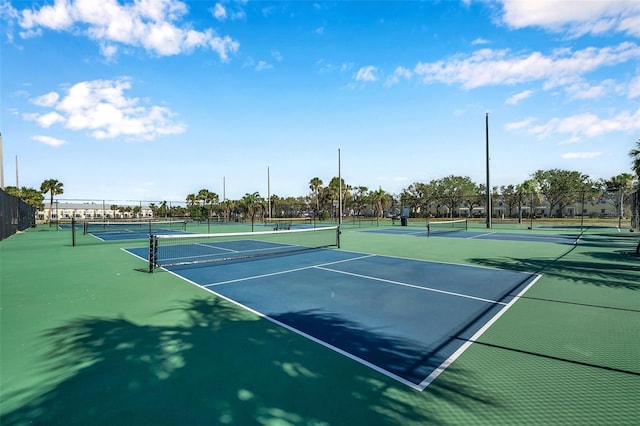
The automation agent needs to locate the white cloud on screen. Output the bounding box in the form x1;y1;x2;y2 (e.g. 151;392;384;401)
413;42;640;90
561;152;603;159
99;42;119;60
504;117;537;131
26;78;186;141
213;3;227;20
471;38;490;45
36;111;66;128
508;108;640;140
31;91;60;107
15;0;239;60
19;0;73;32
256;60;272;71
384;66;412;87
355;66;378;82
628;75;640;98
505;89;533;105
33;135;65;147
500;0;640;37
316;59;353;74
564;80;614;100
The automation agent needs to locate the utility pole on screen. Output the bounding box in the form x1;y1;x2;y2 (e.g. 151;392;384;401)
485;113;492;229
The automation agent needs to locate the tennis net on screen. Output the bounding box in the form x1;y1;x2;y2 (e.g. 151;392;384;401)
426;219;468;236
149;225;340;272
263;217;314;230
84;220;186;235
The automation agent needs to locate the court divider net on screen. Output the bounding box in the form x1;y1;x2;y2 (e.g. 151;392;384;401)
149;226;341;272
84;220;186;235
426;219;468;237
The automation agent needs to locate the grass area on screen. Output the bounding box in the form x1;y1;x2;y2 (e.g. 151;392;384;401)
1;223;638;425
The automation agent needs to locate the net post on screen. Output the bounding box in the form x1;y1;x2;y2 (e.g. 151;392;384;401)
149;234;158;273
71;217;76;246
336;226;341;248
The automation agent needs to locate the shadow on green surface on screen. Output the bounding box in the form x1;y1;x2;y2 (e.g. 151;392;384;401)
469;233;640;293
470;255;639;292
1;298;496;425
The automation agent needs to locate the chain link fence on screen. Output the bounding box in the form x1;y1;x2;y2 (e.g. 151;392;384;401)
0;188;37;240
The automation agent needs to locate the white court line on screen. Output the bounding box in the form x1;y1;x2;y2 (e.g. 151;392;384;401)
314;266;508;305
416;273;543;390
162;244;287;264
467;232;496;239
161;264;427;391
196;242;238;253
204;254;377;287
140;248;541;392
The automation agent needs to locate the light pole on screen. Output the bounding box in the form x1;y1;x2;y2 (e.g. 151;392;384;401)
485;113;491;228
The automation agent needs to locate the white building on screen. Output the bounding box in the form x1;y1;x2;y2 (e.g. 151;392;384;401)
38;202;154;221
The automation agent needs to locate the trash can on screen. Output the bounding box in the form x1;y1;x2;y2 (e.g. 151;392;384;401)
401;217;408;226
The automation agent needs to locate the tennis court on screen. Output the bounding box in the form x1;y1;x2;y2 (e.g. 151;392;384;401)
364;219;581;244
1;222;638;424
83;220;187;241
125;228;539;389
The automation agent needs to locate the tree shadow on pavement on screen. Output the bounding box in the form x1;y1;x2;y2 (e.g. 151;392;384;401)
1;297;497;425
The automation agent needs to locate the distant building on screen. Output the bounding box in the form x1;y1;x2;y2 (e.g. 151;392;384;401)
38;202;154;221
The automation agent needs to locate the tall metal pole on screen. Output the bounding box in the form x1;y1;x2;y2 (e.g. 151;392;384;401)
267;166;271;220
485;113;492;228
338;149;342;226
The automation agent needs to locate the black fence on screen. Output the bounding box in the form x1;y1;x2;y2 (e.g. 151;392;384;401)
0;188;37;240
632;189;640;231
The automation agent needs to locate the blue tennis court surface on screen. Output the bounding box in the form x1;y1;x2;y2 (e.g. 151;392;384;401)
125;240;539;390
362;227;580;244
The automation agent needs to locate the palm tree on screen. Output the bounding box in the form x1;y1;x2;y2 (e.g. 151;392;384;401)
269;194;281;218
630;139;640;179
370;187;392;218
352;185;369;216
40;179;63;225
241;192;264;231
516;179;540;224
309;177;323;213
160;201;168;218
196;189;219;218
220;199;236;222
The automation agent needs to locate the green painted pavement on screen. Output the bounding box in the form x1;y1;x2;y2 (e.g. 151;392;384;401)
1;224;638;425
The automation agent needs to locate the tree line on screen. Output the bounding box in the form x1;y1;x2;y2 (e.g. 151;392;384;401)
145;168;635;222
6;139;640;222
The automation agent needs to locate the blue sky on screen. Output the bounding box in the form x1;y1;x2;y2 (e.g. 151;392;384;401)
1;0;639;203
